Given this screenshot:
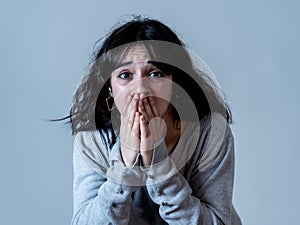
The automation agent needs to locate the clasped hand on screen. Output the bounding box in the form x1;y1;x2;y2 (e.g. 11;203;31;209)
120;94;167;167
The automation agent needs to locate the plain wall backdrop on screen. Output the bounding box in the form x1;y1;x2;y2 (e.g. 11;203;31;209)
1;0;299;224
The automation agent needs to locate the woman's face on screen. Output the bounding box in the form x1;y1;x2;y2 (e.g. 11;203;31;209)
110;45;173;117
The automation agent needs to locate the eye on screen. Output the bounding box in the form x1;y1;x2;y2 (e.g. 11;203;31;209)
149;71;164;78
118;72;131;79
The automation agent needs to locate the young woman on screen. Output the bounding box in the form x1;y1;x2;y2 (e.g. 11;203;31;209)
69;17;242;225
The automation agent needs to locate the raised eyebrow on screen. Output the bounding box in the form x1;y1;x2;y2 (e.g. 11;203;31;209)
147;61;159;67
147;61;168;70
113;61;159;71
113;61;133;70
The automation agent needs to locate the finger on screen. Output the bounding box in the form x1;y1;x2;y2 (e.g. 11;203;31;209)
127;97;138;128
140;115;153;166
138;100;150;122
142;97;154;120
140;115;153;152
121;94;134;115
149;96;160;117
140;115;149;140
131;112;140;139
131;92;139;100
148;117;167;144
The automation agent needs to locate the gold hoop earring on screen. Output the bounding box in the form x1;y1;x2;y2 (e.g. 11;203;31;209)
106;96;115;111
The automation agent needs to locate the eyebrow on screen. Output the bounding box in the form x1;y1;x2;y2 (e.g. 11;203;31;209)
114;61;158;70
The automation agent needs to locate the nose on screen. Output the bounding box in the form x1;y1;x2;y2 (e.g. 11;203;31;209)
133;77;150;99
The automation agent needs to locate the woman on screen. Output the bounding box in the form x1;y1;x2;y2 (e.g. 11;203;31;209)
69;17;242;225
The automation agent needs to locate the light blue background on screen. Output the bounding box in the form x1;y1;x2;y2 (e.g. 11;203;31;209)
1;0;299;224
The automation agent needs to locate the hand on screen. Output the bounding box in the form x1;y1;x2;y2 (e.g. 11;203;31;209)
119;94;140;166
139;97;167;166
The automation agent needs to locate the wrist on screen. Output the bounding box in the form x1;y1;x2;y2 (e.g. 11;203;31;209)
140;150;153;167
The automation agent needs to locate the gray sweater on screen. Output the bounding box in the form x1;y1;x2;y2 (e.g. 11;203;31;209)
71;113;242;225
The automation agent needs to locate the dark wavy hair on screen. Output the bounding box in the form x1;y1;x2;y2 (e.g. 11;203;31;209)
64;16;232;148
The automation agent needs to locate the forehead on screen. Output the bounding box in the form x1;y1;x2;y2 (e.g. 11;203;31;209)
121;45;152;63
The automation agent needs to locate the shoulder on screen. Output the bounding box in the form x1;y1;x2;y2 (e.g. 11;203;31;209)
181;112;233;148
187;113;234;172
74;130;108;151
74;130;111;176
200;112;233;142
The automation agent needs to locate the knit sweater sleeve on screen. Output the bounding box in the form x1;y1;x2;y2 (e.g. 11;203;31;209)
144;113;241;225
71;132;141;225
